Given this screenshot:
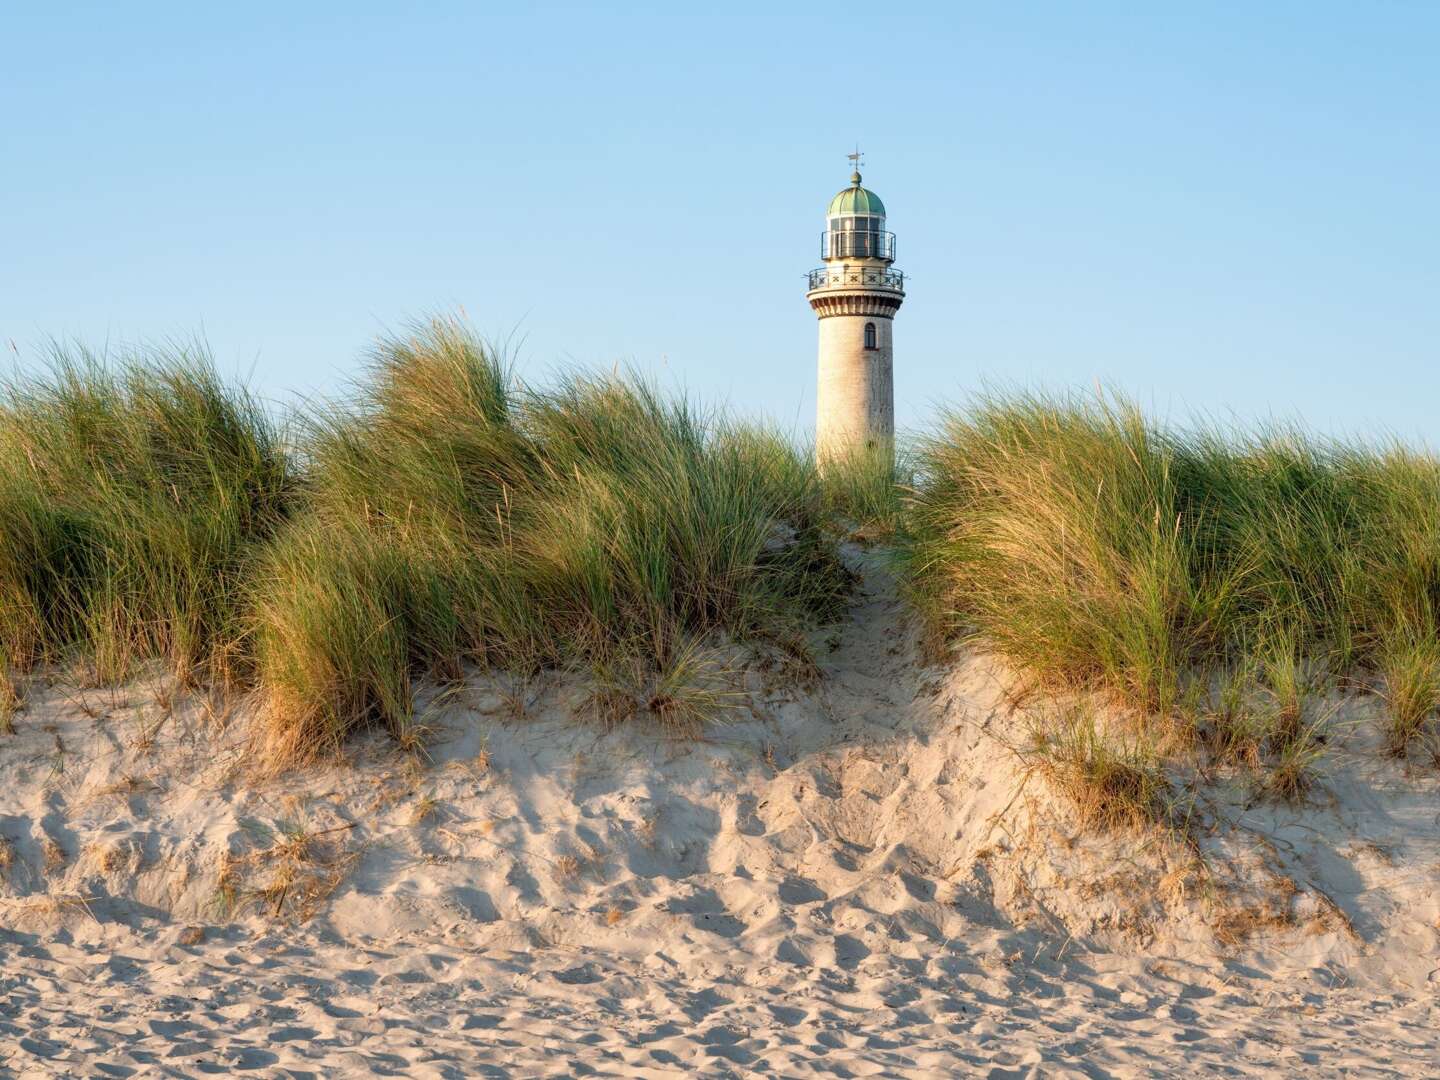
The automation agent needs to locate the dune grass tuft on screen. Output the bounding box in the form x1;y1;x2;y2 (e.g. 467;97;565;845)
903;389;1440;797
0;321;859;767
0;343;294;685
901;391;1230;716
907;391;1440;688
251;317;853;766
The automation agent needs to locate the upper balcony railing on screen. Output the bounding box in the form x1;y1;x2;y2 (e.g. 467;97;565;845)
807;265;905;292
820;230;896;260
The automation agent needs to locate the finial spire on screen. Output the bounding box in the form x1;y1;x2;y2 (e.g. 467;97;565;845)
847;144;864;185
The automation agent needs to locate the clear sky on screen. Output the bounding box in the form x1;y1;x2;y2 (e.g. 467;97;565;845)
3;3;1436;440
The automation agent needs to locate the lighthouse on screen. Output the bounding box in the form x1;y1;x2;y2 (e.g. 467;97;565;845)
806;154;904;465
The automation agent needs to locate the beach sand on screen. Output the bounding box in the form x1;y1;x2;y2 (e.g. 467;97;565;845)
2;555;1438;1076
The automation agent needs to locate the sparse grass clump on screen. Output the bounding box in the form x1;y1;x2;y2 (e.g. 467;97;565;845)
0;344;294;685
216;819;356;921
1263;717;1327;802
1378;631;1440;757
1197;663;1267;769
586;638;745;735
252;317;851;766
1020;707;1175;832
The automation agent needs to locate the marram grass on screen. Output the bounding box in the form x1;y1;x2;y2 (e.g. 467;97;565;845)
0;321;879;768
901;388;1440;769
0;343;294;685
250;318;855;765
6;336;1439;779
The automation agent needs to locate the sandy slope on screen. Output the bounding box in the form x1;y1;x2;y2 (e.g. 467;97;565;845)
1;553;1438;1077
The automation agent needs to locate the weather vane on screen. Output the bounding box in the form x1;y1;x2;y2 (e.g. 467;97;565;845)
848;145;864;172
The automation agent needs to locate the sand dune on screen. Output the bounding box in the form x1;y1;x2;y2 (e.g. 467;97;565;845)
2;555;1438;1076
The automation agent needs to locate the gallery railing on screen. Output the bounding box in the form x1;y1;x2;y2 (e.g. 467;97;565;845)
806;266;906;291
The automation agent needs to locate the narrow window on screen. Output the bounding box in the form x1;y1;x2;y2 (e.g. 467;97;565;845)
864;322;877;350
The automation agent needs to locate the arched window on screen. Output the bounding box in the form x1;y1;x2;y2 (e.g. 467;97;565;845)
864;322;877;350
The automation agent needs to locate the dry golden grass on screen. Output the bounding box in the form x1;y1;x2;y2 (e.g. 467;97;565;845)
1019;707;1176;834
130;708;170;754
86;839;136;876
214;820;357;922
1212;897;1297;948
0;671;21;735
0;893;101;925
91;775;159;802
42;837;66;872
409;796;440;827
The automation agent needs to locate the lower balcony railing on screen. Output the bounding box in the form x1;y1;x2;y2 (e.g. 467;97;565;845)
807;266;905;291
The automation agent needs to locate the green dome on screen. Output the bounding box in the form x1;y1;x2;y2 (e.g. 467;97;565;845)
827;171;886;217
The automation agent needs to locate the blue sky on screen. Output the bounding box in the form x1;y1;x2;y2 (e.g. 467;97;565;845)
3;3;1436;440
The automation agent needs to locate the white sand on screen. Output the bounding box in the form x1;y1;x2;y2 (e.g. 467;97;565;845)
2;554;1438;1076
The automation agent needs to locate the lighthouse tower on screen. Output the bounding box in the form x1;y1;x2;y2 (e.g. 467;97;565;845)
806;157;904;465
